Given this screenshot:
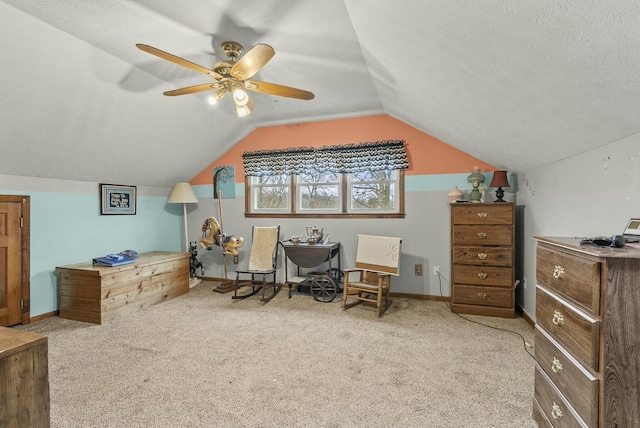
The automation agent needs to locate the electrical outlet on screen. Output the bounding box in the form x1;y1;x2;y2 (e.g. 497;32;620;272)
433;265;440;276
233;255;239;264
415;264;423;276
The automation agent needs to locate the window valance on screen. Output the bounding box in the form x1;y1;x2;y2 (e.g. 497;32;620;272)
242;140;409;177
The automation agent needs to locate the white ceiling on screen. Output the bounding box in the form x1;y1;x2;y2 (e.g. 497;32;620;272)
2;0;640;187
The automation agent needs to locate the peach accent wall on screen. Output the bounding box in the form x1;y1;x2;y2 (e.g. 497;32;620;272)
191;114;495;185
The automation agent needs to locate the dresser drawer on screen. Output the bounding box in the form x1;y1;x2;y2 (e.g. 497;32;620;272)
453;265;513;287
452;246;512;266
535;327;598;427
452;225;513;246
453;284;513;308
451;205;513;225
536;287;600;371
534;365;588;428
536;245;601;316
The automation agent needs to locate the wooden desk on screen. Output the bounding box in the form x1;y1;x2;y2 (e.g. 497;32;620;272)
0;326;50;427
282;242;341;302
56;251;189;324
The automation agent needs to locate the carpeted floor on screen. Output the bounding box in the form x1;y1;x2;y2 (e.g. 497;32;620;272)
20;281;537;427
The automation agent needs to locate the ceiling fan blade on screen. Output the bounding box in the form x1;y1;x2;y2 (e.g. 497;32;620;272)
245;81;315;100
136;44;214;76
230;44;275;80
163;83;222;96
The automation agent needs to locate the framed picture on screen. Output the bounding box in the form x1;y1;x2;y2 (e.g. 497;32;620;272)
213;166;236;199
100;184;137;215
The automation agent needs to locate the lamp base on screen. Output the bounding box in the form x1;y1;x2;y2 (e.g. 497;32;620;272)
494;187;506;202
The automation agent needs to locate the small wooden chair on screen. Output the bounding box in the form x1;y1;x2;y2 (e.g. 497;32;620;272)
342;235;402;317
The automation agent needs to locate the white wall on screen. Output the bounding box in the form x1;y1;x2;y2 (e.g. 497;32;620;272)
518;133;640;320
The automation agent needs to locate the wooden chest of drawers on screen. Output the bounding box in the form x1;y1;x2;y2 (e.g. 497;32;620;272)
56;251;189;324
533;237;640;427
450;203;515;318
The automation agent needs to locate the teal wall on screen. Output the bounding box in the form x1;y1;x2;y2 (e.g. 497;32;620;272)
2;188;182;317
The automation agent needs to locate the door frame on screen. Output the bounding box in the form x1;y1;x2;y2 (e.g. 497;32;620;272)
0;195;30;324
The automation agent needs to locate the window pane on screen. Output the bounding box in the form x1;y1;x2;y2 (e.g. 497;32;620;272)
255;186;289;209
255;175;289;185
300;185;339;209
351;182;395;209
299;171;339;183
352;170;394;181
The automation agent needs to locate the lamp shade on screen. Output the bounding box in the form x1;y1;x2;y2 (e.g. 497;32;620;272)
489;171;510;188
168;182;199;204
467;167;485;184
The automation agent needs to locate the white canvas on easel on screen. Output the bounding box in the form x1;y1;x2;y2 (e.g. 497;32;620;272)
354;235;402;275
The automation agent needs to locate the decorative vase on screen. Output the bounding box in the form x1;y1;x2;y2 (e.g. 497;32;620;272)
448;186;464;202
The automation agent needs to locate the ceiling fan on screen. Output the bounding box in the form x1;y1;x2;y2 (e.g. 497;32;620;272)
136;41;315;117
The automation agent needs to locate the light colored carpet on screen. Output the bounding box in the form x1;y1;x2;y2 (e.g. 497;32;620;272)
20;281;536;428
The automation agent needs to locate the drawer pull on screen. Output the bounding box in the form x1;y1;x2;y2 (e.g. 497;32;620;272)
551;357;563;373
553;265;565;279
551;402;563;420
477;232;487;239
477;253;487;260
552;310;564;326
477;212;487;219
477;292;487;299
477;272;488;280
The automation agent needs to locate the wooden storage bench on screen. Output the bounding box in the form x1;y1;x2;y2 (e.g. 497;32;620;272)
56;251;190;324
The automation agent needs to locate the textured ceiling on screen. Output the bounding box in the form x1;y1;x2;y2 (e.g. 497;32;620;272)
2;0;640;187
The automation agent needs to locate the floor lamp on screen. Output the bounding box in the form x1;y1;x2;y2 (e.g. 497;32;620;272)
168;182;199;253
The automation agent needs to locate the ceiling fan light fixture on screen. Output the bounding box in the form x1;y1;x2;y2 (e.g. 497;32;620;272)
207;88;226;105
233;87;249;106
236;98;254;118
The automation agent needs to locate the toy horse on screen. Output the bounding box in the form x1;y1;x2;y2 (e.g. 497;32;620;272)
189;241;204;278
200;217;244;256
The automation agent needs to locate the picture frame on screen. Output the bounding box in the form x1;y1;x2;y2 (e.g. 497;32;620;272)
100;184;137;215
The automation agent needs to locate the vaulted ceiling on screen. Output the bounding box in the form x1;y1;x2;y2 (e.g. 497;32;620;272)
2;1;639;188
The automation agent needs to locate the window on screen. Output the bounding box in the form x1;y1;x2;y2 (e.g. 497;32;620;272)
247;170;403;217
349;170;398;212
243;140;408;218
250;174;290;213
297;171;341;212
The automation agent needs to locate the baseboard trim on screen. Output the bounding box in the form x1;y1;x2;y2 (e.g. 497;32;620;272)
517;305;535;328
198;278;452;303
390;292;451;302
30;310;59;324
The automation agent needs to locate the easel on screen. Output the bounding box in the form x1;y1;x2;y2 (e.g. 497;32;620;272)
212;189;236;293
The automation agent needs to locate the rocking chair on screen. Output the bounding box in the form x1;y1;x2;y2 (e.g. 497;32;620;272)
232;226;281;303
342;235;402;317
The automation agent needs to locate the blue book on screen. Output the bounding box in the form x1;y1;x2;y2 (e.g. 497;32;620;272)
92;255;136;267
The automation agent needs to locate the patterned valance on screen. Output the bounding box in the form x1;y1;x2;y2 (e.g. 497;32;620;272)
242;140;409;177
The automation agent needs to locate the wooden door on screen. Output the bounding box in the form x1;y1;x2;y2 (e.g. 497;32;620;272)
0;196;30;326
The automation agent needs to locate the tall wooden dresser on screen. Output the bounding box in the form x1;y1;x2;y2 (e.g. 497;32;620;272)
450;203;515;318
533;237;640;427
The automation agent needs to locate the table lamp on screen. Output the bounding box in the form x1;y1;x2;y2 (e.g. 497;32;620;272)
489;170;510;202
168;182;199;252
466;167;485;203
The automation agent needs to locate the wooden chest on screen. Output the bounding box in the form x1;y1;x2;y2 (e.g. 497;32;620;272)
56;251;190;324
533;237;640;427
450;203;515;318
0;326;50;427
